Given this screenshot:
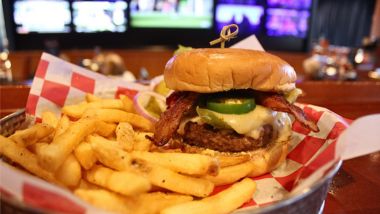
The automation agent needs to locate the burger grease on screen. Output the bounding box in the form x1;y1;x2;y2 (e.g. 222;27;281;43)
152;48;319;177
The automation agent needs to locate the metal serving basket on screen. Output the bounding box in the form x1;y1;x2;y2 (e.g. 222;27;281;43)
0;109;341;214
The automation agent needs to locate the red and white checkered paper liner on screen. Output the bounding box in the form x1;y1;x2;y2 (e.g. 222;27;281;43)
0;53;349;213
26;53;150;120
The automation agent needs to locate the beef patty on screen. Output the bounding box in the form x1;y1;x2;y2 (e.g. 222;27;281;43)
182;122;274;153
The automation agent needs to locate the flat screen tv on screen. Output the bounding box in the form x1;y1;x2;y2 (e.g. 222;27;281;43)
72;0;128;33
13;0;71;34
129;0;213;29
266;8;310;38
215;3;264;36
214;0;315;51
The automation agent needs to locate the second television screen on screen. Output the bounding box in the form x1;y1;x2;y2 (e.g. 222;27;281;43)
215;0;264;36
130;0;213;29
72;0;128;33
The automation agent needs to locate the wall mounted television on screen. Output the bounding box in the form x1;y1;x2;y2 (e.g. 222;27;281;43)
130;0;213;29
215;0;265;36
214;0;315;51
72;0;128;33
3;0;315;51
13;0;71;34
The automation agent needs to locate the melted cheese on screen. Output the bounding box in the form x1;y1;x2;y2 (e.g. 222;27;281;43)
273;112;292;142
179;105;292;141
200;105;292;141
210;105;275;135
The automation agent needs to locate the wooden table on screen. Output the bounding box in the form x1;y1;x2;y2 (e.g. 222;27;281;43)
1;81;380;213
324;152;380;214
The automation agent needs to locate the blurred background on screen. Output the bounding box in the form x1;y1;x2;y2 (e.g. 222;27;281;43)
0;0;379;83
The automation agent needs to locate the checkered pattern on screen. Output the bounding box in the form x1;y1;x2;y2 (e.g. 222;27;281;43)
26;53;149;119
1;53;349;213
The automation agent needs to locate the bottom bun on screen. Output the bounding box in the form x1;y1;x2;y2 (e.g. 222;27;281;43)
246;140;288;177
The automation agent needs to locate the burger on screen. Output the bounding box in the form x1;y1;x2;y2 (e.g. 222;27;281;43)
151;48;319;176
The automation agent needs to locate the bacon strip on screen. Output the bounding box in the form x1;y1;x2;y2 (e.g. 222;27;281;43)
256;92;320;132
166;91;184;108
153;92;199;146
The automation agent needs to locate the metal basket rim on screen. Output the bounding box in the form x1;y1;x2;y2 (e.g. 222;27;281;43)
236;160;341;213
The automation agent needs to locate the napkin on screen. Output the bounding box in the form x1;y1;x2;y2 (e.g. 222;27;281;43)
337;114;380;160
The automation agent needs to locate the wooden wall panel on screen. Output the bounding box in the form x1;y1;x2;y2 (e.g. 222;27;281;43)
7;49;309;82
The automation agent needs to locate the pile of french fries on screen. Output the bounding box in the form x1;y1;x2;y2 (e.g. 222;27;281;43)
0;93;257;214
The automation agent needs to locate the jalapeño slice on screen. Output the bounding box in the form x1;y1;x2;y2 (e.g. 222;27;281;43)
206;97;256;114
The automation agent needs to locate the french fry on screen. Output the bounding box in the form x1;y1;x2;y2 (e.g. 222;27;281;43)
95;121;116;137
0;135;58;184
200;150;251;167
9;123;54;147
133;159;214;197
92;99;124;110
133;132;153;151
133;192;193;214
88;135;123;150
78;179;101;190
74;189;132;214
86;165;151;196
91;140;214;197
74;141;97;170
83;108;153;131
131;151;219;176
62;99;125;118
29;142;49;155
54;114;70;140
216;154;251;167
61;102;87;118
75;189;192;214
38;118;98;172
204;161;254;186
86;93;134;112
55;154;82;188
120;95;135;112
85;93;102;102
41;111;59;128
90;136;132;171
116;122;135;151
161;178;257;214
